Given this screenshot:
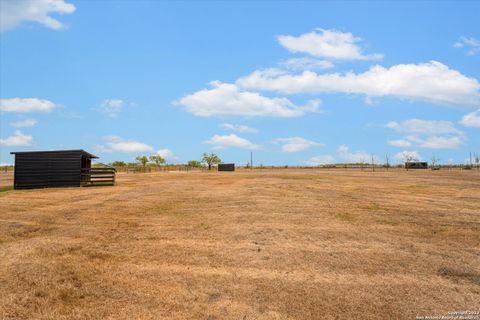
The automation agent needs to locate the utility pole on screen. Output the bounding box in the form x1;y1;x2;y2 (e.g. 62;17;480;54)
250;151;253;170
371;154;375;172
470;152;473;167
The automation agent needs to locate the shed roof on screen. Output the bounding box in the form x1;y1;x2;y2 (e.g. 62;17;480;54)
10;149;98;159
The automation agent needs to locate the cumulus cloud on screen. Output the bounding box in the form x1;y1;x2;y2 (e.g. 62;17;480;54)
237;61;480;107
393;151;422;162
453;36;480;56
0;98;58;113
220;123;258;133
0;131;33;146
175;81;320;117
388;135;463;149
337;145;374;163
460;109;480;128
277;29;383;60
204;134;260;150
280;57;334;70
384;119;462;135
96;136;154;153
96;99;124;117
156;148;178;161
10;118;37;128
274;137;323;153
302;155;336;166
388;139;412;147
405;135;464;149
0;0;76;31
385;118;464;149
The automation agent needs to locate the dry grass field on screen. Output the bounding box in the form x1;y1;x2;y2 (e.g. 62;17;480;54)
0;169;479;319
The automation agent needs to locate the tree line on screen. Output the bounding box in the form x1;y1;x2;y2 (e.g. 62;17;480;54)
109;153;222;170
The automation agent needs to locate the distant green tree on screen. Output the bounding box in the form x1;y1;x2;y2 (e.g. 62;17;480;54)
149;155;166;166
187;160;202;168
202;153;222;170
135;156;149;168
111;161;126;167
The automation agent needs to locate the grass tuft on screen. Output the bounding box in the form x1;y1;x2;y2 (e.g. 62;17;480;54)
0;185;13;193
335;212;355;222
376;218;400;226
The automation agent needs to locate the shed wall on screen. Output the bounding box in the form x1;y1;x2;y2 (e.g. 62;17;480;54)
405;162;428;169
218;163;235;171
14;152;82;189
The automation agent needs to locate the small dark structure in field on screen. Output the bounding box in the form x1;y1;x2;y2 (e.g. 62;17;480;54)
405;161;428;170
10;149;116;189
218;163;235;171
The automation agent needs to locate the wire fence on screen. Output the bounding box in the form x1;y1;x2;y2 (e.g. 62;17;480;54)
1;164;478;174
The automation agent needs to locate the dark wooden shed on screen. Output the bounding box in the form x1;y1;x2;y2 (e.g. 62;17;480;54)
10;149;115;189
218;163;235;171
405;161;428;170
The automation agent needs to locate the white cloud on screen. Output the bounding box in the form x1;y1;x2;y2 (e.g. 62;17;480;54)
10;118;37;128
460;109;480;128
384;119;462;135
97;99;124;117
175;81;320;117
388;139;412;147
156;149;178;161
0;0;76;31
385;119;464;149
204;134;260;150
0;131;33;147
337;145;373;163
387;135;463;150
405;135;464;149
220;123;258;133
453;36;480;56
237;61;480;107
274;137;323;153
303;155;336;166
96;136;154;153
277;29;383;60
280;57;334;70
393;151;422;162
0;98;58;113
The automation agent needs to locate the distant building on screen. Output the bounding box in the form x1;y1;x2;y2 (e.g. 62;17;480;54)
405;162;428;170
218;163;235;171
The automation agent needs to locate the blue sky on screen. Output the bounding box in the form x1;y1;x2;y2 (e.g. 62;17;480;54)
1;0;479;166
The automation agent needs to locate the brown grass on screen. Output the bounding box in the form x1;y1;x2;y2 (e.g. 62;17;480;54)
0;169;479;319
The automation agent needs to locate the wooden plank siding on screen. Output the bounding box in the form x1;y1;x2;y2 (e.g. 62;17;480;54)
218;163;235;171
405;162;428;170
81;167;116;186
10;150;106;189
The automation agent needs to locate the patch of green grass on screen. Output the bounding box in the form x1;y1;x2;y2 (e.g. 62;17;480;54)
335;212;355;222
407;184;428;188
197;223;211;230
360;202;386;211
0;186;13;193
403;184;429;190
376;218;399;226
145;202;183;216
431;226;449;235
